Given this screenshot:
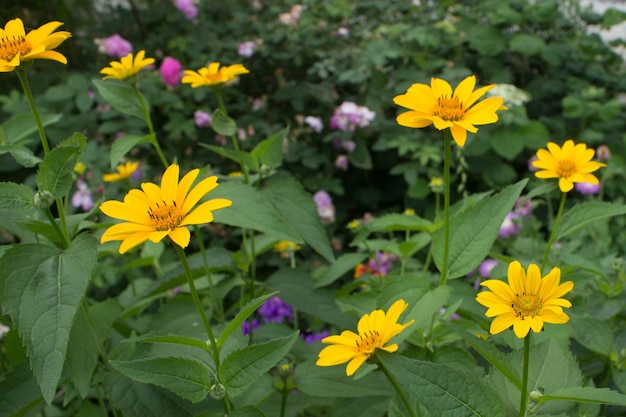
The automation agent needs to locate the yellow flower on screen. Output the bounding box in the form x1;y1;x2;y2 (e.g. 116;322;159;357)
347;220;361;230
102;161;140;182
182;62;249;88
403;208;415;215
316;299;414;376
273;240;301;258
0;18;71;72
100;50;155;81
532;139;606;193
99;164;232;254
74;162;86;176
476;261;573;338
393;75;506;147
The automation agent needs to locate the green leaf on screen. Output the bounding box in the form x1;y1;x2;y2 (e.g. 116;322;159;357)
0;145;42;167
221;332;299;397
601;8;626;29
349;138;373;169
93;79;146;121
1;113;62;145
0;182;34;212
217;292;279;348
262;175;335;262
314;253;368;288
0;362;43;417
37;142;82;199
570;314;614;356
110;134;154;168
211;109;237;136
509;33;546;55
365;213;434;233
228;406;268;417
465;25;506;56
557;202;626;240
67;299;121;398
110;357;212;403
135;334;209;351
403;285;452;332
537;387;626;407
251;127;287;169
0;234;98;404
432;180;527;279
377;351;506;416
440;321;521;389
199;143;259;172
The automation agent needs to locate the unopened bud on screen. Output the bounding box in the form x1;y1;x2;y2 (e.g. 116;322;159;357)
209;383;226;400
34;191;54;209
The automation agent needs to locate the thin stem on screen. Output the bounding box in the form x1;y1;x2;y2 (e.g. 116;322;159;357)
133;86;169;169
540;192;567;271
519;333;531;417
42;207;68;246
247;229;257;345
379;360;417;417
438;130;452;287
194;225;224;323
17;69;50;154
213;89;251;184
279;381;289;417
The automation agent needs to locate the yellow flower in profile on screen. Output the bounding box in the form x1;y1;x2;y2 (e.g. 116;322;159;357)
182;62;249;88
273;240;301;258
393;75;506;147
100;50;155;81
532;139;606;193
102;161;140;182
0;18;71;72
74;162;86;176
316;299;414;376
100;164;232;254
476;261;573;338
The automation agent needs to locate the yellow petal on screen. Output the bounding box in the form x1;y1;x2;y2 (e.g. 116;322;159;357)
513;318;531;338
490;313;516;335
168;227;191;248
182;176;220;214
346;354;369;376
160;164;180;204
118;231;152;254
180;199;232;226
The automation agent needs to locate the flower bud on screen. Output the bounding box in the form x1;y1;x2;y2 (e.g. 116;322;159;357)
209;383;226;400
34;191;54;209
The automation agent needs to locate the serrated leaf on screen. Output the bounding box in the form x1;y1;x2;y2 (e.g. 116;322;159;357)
0;233;98;404
93;79;146;121
37;143;81;199
0;145;42;167
570;314;614;356
199;143;258;171
217;291;279;348
557;202;626;240
110;134;154;168
440;321;521;389
314;253;368;288
135;334;209;351
211;109;237;136
110;357;212;403
432;180;527;279
377;351;506;417
221;332;299;397
0;362;43;417
0;182;34;212
250;127;287;169
1;113;62;145
536;387;626;407
262;175;335;262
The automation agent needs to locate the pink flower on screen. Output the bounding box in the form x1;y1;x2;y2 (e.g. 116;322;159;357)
498;212;518;238
314;191;335;223
330;101;375;131
575;181;601;195
96;34;133;58
159;57;183;87
478;259;498;278
514;196;532;218
279;4;304;26
238;41;256;58
335;155;348;170
175;0;198;22
71;179;94;211
304;116;323;133
194;110;211;128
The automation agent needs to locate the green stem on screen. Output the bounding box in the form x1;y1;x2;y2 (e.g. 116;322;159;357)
438;130;452;287
279;381;289;417
379;360;417;417
133;85;169;169
214;89;251;184
194;225;224;323
42;207;68;246
540;192;567;271
17;69;50;154
519;333;531;417
247;229;257;345
173;244;229;411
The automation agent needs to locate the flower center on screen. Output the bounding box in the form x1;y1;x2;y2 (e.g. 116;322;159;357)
556;159;576;177
148;201;183;231
355;330;383;354
434;96;465;121
512;293;542;318
0;35;31;62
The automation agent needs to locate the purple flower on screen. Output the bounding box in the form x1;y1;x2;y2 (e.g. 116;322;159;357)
498;212;518;239
575;181;601;195
242;318;260;335
303;331;329;344
514;196;532;218
304;116;323;133
335;155;348;170
478;259;498;278
96;34;133;58
238;41;256;58
313;190;335;223
159;56;183;87
330;101;375;131
528;155;539;172
258;297;293;323
71;179;94;211
194;110;212;128
175;0;198;21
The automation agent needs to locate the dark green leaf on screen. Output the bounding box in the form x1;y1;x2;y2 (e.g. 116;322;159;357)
1;113;62;145
217;292;278;348
557;202;626;240
37;143;81;199
211;109;237;136
0;362;43;417
314;253;368;288
251;127;287;169
570;314;614;356
110;134;154;169
93;79;146;121
228;406;268;417
199;143;258;171
509;33;546;55
0;182;34;212
0;145;41;167
537;387;626;407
